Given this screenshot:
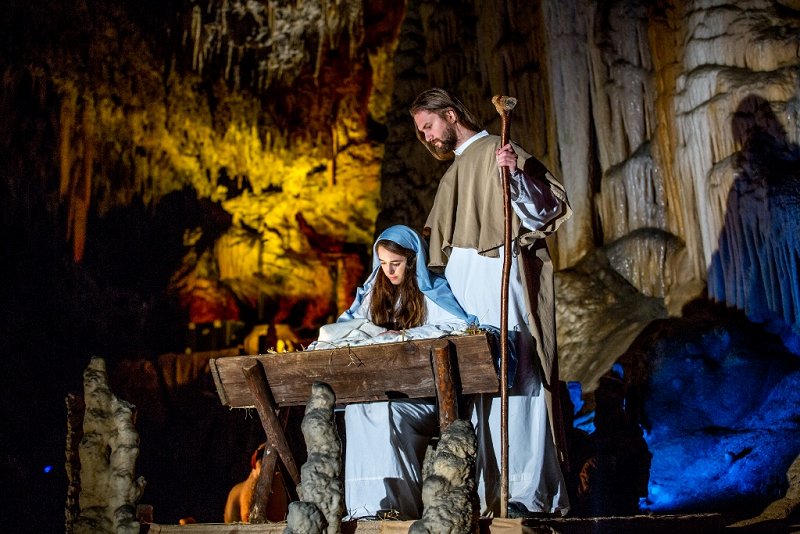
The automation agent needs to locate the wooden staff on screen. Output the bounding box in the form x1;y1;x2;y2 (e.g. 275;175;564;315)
491;94;517;518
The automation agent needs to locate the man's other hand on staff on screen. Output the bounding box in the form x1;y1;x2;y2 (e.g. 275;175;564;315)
496;143;519;174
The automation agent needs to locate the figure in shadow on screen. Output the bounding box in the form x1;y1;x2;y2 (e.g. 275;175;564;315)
573;374;651;516
707;94;800;351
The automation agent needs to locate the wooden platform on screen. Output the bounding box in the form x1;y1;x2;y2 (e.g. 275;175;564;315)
141;514;725;533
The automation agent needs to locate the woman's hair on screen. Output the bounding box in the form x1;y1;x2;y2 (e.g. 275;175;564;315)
409;88;483;160
370;239;427;329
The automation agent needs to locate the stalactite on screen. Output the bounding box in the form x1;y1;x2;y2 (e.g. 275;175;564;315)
59;84;77;201
419;3;470;91
58;89;95;264
706;106;800;346
366;43;395;124
580;0;664;293
595;143;665;243
542;0;594;267
329;121;337;187
225;39;234;80
192;5;203;72
186;0;365;91
314;1;327;81
73;101;95;263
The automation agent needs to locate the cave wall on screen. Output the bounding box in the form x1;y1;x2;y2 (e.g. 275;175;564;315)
367;0;799;381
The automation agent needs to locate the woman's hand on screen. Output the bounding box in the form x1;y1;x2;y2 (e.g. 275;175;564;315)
496;143;519;174
378;329;401;336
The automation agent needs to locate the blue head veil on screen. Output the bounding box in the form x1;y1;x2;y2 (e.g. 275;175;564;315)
339;225;478;325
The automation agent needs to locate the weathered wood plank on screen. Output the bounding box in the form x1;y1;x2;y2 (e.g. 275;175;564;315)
210;334;498;409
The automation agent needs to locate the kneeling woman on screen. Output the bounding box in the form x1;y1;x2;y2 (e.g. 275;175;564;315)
336;225;475;519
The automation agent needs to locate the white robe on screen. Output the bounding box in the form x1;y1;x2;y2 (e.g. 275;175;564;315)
342;292;468;519
446;247;569;515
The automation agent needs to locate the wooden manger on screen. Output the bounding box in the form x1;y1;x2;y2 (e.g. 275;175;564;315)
208;333;499;523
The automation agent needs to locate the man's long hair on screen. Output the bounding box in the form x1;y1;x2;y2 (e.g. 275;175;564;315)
409;88;483;160
370;239;427;329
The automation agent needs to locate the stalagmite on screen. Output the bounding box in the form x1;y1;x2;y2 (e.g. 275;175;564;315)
65;393;84;530
69;358;145;534
410;420;478;534
285;382;343;534
285;501;327;534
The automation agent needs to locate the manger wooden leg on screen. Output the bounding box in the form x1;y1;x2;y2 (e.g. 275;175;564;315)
431;340;458;430
241;361;301;489
249;407;293;523
249;445;279;523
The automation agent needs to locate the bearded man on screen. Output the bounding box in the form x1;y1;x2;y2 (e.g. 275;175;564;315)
410;88;572;517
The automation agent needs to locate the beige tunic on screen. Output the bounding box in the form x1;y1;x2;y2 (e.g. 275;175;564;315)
425;135;570;261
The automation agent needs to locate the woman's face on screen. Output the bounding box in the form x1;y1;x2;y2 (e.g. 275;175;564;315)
377;245;408;285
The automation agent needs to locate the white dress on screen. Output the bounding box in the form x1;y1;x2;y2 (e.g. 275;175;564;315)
343;292;468;519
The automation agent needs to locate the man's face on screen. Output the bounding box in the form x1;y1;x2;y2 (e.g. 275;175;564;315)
413;110;458;156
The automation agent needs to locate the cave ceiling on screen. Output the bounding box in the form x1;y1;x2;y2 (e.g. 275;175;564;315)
1;0;410;332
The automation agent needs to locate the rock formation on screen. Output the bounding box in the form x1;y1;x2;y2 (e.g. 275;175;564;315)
2;0;800;528
617;302;800;515
410;419;479;534
67;358;145;534
285;500;328;534
285;382;343;534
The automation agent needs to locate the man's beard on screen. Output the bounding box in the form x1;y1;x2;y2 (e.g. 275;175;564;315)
431;123;458;156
